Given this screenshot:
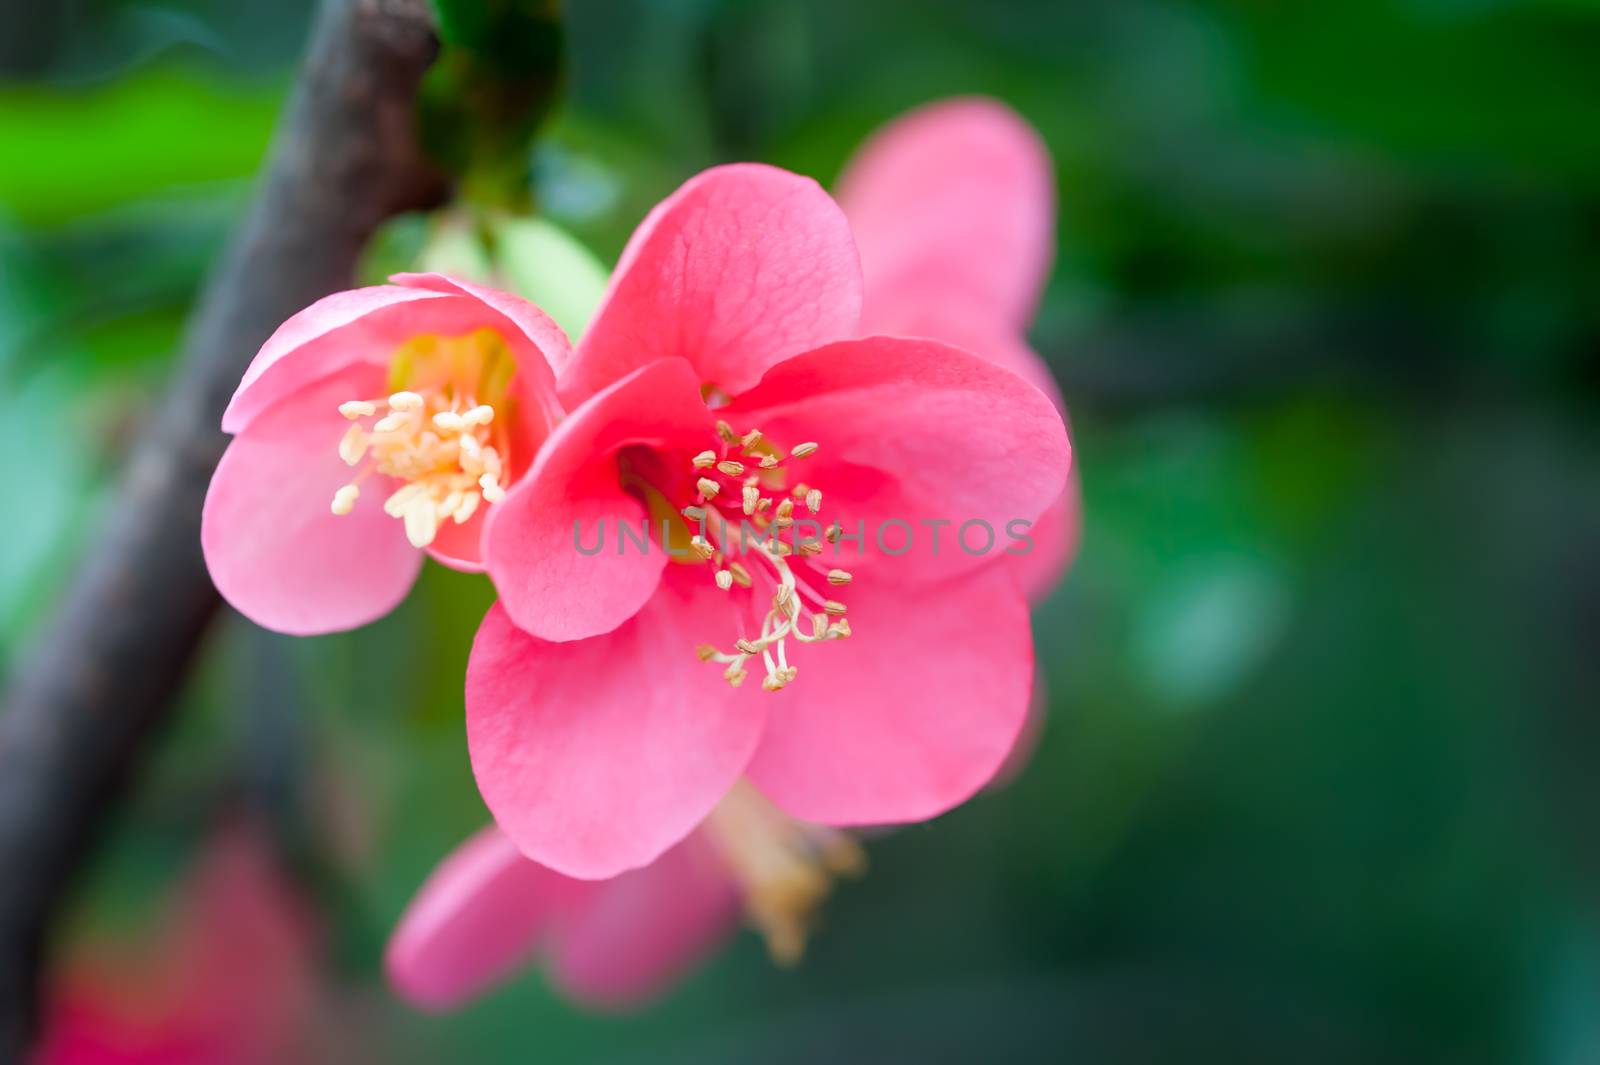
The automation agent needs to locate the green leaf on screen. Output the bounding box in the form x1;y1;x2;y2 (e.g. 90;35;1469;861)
493;215;608;339
0;68;282;225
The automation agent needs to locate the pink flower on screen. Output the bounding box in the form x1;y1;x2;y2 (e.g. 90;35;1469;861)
387;785;860;1011
469;162;1069;882
202;273;569;635
389;97;1076;1013
33;824;315;1065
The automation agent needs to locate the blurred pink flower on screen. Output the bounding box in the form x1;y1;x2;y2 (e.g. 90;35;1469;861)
202;273;570;635
388;786;862;1011
33;824;316;1065
469;160;1069;881
836;95;1080;598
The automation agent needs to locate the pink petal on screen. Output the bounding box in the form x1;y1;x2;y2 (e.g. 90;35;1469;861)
721;336;1071;585
547;829;738;1008
386;826;590;1012
466;570;764;880
484;357;712;641
223;275;569;437
746;563;1034;825
1011;481;1082;604
202;364;423;635
559;164;863;405
838;97;1055;333
863;300;1064;407
223;286;449;434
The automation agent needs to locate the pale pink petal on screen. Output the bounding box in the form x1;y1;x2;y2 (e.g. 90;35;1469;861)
721;336;1070;584
838;96;1055;332
386;826;591;1012
559;164;863;405
466;570;763;880
389;271;573;388
484;357;712;641
202;364;422;635
746;563;1033;825
548;830;738;1007
224;275;570;438
1010;481;1081;604
224;286;451;433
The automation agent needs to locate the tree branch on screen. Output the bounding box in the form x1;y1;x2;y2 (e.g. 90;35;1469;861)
0;0;447;1054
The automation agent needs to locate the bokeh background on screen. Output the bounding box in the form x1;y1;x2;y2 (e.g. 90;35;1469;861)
3;0;1599;1061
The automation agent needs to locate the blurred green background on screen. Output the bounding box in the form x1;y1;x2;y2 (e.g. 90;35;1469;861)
3;0;1599;1061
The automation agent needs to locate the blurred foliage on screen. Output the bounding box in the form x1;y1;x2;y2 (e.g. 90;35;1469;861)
420;0;565;207
1;0;1598;1061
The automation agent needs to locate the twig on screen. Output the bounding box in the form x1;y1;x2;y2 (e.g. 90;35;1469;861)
0;0;447;1055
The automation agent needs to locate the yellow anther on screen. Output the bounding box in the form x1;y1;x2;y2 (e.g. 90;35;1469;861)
338;400;376;420
790;441;818;459
759;454;779;469
696;644;718;662
797;540;822;557
736;637;763;655
388;391;424;412
402;499;438;548
689;535;716;561
433;411;466;432
716;420;739;443
717;460;746;476
826;568;852;586
682;505;707;522
805;488;822;513
742;485;761;515
338;425;368;466
741;429;763;449
697;477;721;499
715;569;734;591
823;600;847;617
330;484;360;515
692;450;717;469
825;523;842;544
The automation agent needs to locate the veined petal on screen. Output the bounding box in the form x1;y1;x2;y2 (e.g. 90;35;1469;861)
484;357;712;641
560;164;862;405
466;571;763;880
202;364;422;635
746;564;1033;825
722;336;1071;585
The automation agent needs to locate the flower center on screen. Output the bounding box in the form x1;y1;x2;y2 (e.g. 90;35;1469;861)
704;782;864;964
677;419;853;692
329;329;517;548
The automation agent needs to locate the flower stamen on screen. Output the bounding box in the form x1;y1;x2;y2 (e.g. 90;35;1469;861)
327;330;517;548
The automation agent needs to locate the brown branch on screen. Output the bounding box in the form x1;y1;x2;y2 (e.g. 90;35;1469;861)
0;0;447;1055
